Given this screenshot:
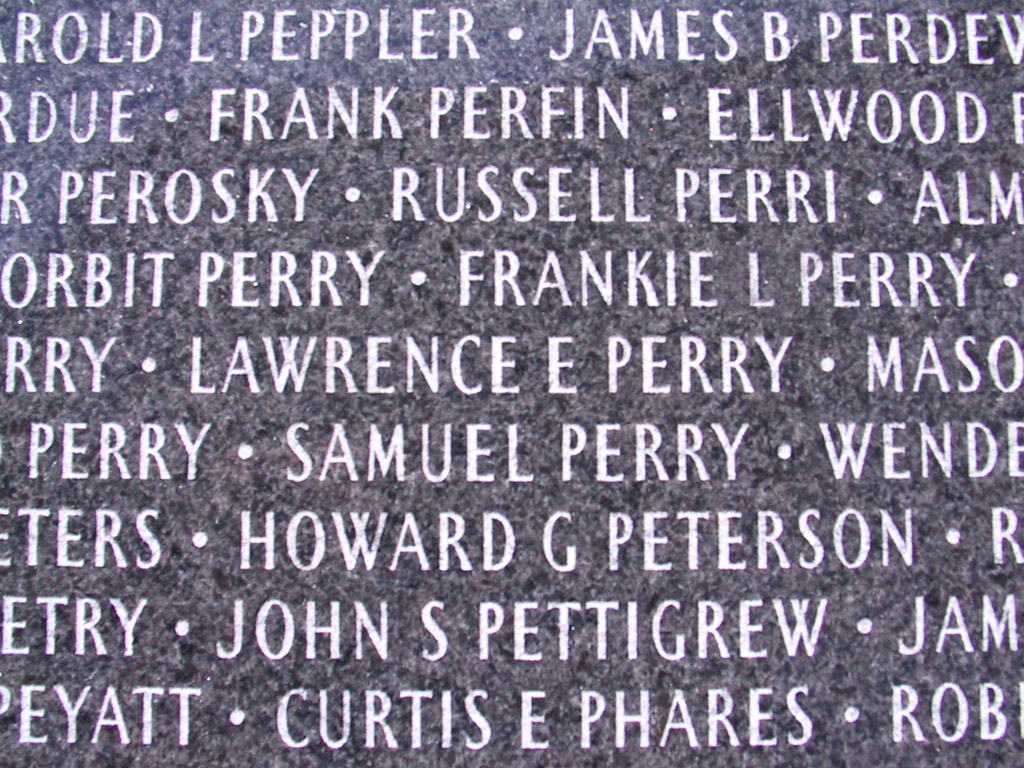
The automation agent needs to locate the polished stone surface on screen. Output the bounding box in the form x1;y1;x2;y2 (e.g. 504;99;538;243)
0;1;1020;764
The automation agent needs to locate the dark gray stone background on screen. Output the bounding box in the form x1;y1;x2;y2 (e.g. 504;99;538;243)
0;0;1021;765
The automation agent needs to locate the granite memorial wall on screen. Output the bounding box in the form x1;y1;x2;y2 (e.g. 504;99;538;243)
0;1;1022;765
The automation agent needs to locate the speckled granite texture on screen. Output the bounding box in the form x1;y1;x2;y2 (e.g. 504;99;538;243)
0;0;1022;765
